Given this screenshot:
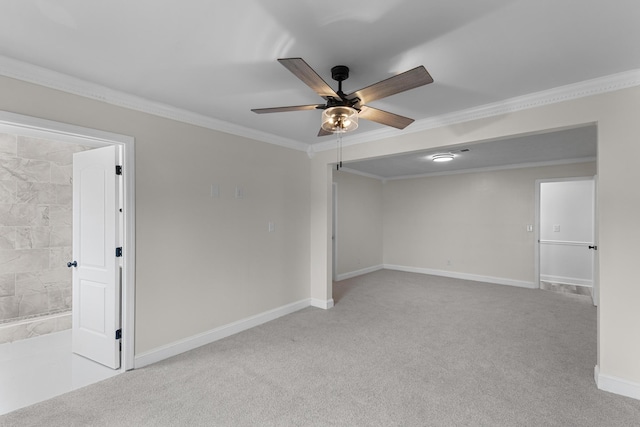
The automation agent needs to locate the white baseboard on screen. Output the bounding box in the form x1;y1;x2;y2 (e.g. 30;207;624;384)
310;298;334;309
134;298;311;368
336;264;384;281
540;274;593;287
384;264;536;289
595;365;640;400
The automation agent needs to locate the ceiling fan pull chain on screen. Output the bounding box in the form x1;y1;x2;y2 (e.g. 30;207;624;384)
338;132;343;170
336;132;340;171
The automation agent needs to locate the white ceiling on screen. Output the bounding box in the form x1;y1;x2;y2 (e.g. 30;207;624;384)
0;1;638;167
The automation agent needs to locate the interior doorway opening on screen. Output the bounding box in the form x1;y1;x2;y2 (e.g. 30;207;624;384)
535;177;597;305
0;110;135;370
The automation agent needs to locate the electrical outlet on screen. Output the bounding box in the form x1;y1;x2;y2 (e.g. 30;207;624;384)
268;221;275;232
210;184;219;198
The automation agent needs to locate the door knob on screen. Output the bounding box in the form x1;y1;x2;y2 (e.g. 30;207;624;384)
67;261;77;268
588;245;598;250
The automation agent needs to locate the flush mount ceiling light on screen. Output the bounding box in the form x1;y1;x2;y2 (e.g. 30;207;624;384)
321;106;359;133
431;153;455;162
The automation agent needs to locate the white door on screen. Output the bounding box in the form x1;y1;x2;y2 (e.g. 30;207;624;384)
71;145;121;369
539;179;596;289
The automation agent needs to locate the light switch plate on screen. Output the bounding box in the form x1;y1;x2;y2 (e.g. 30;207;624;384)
235;186;244;199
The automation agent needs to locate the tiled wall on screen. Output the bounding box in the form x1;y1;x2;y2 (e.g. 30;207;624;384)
0;132;91;340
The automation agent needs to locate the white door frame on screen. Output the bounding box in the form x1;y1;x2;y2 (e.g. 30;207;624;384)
0;110;136;371
534;176;597;304
332;182;338;282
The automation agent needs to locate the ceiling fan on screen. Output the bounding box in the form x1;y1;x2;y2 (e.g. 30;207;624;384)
251;58;433;136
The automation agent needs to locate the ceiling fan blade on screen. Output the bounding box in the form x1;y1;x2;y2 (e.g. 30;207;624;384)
318;127;333;137
251;104;324;114
358;105;415;129
348;66;433;104
278;58;339;100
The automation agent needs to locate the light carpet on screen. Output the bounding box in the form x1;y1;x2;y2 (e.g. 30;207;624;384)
2;270;640;426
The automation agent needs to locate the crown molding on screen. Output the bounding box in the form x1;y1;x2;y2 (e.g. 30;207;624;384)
313;68;640;152
385;157;597;181
1;54;638;155
0;55;308;152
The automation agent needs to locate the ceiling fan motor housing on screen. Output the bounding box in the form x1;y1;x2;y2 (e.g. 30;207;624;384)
331;65;350;82
330;65;359;108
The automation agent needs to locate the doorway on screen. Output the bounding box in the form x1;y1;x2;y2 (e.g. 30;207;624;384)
536;177;597;304
0;110;135;369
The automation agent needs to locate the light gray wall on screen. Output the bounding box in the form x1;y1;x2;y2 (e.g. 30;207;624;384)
383;162;596;284
0;75;311;355
135;125;311;353
332;170;383;277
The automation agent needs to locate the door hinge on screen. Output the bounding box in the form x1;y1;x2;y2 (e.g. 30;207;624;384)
116;165;123;175
116;247;123;257
115;329;122;340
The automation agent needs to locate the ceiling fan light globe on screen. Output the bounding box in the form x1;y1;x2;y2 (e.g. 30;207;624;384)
322;106;358;133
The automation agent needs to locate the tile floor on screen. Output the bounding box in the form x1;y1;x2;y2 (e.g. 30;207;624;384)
0;329;121;415
540;281;593;297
